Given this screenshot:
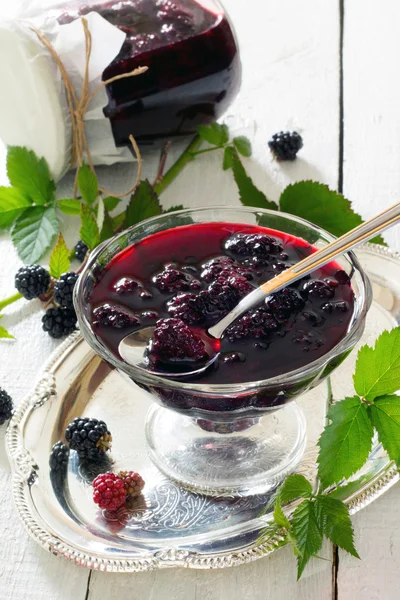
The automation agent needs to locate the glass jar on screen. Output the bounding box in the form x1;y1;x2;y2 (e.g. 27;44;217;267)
0;0;241;178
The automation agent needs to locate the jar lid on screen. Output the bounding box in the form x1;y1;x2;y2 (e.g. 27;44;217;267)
0;23;71;180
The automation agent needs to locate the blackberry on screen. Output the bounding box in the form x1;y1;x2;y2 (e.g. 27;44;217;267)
148;318;207;364
302;279;336;299
49;441;69;472
65;417;112;460
153;265;191;293
92;472;126;511
0;388;13;425
224;233;282;258
226;308;278;342
268;131;303;161
74;240;88;262
321;301;349;313
42;307;77;338
113;277;140;294
292;330;324;352
118;470;145;498
15;264;50;300
335;270;351;286
167;293;203;324
92;304;141;328
266;288;305;320
54;272;79;308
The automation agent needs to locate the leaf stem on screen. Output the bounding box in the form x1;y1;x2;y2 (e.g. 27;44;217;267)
154;134;203;196
190;146;223;157
0;292;23;311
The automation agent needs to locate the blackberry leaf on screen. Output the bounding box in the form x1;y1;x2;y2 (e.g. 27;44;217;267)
273;496;290;529
232;152;278;210
197;122;229;146
12;205;59;263
291;500;323;579
315;495;359;558
233;136;252;157
0;187;32;228
354;328;400;401
49;233;70;279
223;146;235;170
103;196;120;212
280;181;385;244
7;146;55;205
278;474;313;504
80;203;100;249
317;396;374;488
77;164;98;204
368;394;400;465
124;180;162;228
58;198;81;215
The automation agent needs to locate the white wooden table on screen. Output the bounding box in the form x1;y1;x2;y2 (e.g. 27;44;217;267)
1;1;400;598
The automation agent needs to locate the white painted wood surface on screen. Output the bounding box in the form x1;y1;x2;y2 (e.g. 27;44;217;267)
0;0;398;598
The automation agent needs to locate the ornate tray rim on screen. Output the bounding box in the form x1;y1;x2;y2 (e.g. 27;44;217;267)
6;243;400;572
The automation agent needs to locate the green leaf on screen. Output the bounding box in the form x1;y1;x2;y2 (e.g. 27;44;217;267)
273;496;290;529
124;180;162;228
291;500;323;579
280;181;385;244
223;146;235;170
0;317;15;340
7;146;55;205
368;394;400;465
11;205;59;263
163;205;185;213
58;198;81;215
103;196;120;212
80;203;100;250
315;495;359;558
77;164;98;204
99;209;115;243
233;136;252;157
197;122;229;146
278;474;313;504
317;396;374;487
49;233;70;278
354;328;400;401
0;187;32;228
232;152;278;210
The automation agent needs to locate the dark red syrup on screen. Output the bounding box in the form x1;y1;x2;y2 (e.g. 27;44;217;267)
88;222;355;390
59;0;241;146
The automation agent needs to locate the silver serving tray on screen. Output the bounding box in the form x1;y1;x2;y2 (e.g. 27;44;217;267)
6;243;400;572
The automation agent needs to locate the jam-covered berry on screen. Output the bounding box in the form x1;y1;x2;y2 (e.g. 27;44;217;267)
88;222;355;386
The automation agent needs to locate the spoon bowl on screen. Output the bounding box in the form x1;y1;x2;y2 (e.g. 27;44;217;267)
118;326;219;378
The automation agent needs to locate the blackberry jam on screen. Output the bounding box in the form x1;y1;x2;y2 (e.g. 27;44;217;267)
88;222;355;386
59;0;241;146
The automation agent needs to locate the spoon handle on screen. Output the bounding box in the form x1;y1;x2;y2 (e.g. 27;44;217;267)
208;201;400;339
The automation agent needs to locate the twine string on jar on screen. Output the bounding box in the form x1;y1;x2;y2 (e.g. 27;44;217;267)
33;17;148;198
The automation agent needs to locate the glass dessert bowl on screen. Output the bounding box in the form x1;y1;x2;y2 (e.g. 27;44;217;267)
74;207;372;496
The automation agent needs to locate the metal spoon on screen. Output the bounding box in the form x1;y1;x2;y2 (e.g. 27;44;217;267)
119;201;400;377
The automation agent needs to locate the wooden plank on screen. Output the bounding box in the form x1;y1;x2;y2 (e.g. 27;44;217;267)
86;0;341;595
343;0;400;251
338;1;400;596
0;0;341;598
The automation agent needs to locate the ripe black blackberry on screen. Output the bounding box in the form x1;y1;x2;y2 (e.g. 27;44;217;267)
0;388;13;425
15;264;50;300
74;240;88;262
49;441;70;472
42;307;77;338
53;272;79;309
65;417;112;460
268;131;303;161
